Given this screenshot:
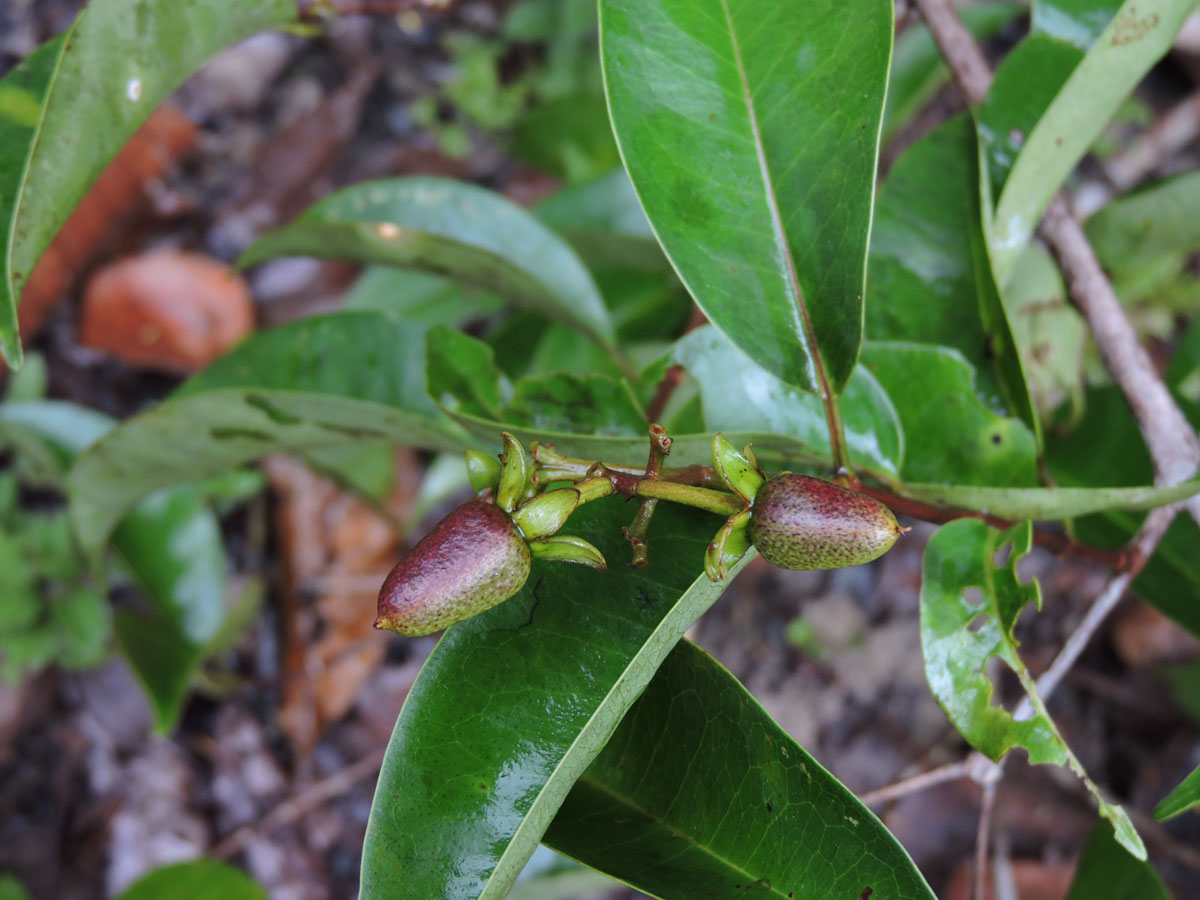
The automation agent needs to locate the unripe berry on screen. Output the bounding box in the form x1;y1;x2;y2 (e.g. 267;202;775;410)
376;500;531;636
748;474;901;570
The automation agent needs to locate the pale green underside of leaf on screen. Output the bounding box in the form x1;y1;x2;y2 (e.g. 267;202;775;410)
921;519;1144;858
239;176;617;350
600;0;892;394
360;499;754;899
986;0;1196;278
1;0;297;366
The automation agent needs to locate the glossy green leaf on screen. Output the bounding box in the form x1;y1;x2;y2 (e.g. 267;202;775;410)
0;0;297;366
859;342;1038;486
360;499;754;899
921;518;1144;858
1085;170;1200;272
883;2;1025;143
600;0;892;394
1153;763;1200;821
240;177;617;352
1046;384;1200;639
1;400;231;731
869;116;1037;431
1033;0;1123;48
982;0;1196;278
69;313;478;556
116;860;266;900
1064;821;1170;899
545;639;937;900
672;325;904;478
425;325;819;466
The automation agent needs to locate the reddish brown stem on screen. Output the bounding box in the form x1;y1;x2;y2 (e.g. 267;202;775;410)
857;486;1131;571
645;364;684;423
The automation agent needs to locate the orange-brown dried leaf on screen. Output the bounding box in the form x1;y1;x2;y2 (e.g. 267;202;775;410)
80;250;255;371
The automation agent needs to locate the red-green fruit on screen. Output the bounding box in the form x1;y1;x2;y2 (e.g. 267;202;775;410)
748;474;901;570
376;500;531;636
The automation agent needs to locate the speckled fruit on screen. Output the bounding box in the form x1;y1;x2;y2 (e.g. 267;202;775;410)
748;474;901;570
376;500;531;636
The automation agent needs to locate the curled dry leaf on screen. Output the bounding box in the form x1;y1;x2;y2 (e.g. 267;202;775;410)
80;250;255;372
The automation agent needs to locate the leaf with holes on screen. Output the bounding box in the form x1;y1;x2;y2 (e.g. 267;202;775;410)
920;518;1145;858
600;0;892;395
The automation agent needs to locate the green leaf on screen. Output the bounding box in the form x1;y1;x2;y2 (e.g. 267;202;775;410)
869;115;1038;432
1045;384;1200;639
68;313;478;556
1085;170;1200;272
999;244;1086;424
0;0;297;366
982;0;1196;278
511;92;622;184
1065;821;1170;899
545;640;936;900
672;325;904;478
2;400;230;731
600;0;892;394
360;499;754;899
883;2;1025;143
533;169;667;271
239;177;617;352
343;267;505;325
0;874;33;900
1033;0;1123;48
115;860;266;900
112;486;228;732
425;325;819;465
920;518;1145;858
1153;764;1200;821
859;342;1038;486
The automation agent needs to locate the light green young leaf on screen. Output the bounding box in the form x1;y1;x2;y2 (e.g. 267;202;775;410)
601;0;892;394
239;177;618;355
1153;763;1200;821
982;0;1196;279
921;518;1145;858
360;500;754;899
544;640;938;900
0;0;297;366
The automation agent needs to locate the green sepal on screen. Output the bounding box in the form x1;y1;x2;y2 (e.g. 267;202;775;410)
511;487;580;540
465;450;502;494
704;508;752;581
711;433;764;502
528;534;608;569
497;432;530;512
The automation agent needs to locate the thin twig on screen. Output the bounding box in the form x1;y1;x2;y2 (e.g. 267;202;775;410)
211;746;386;859
974;779;998;900
1106;89;1200;192
858;761;968;807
